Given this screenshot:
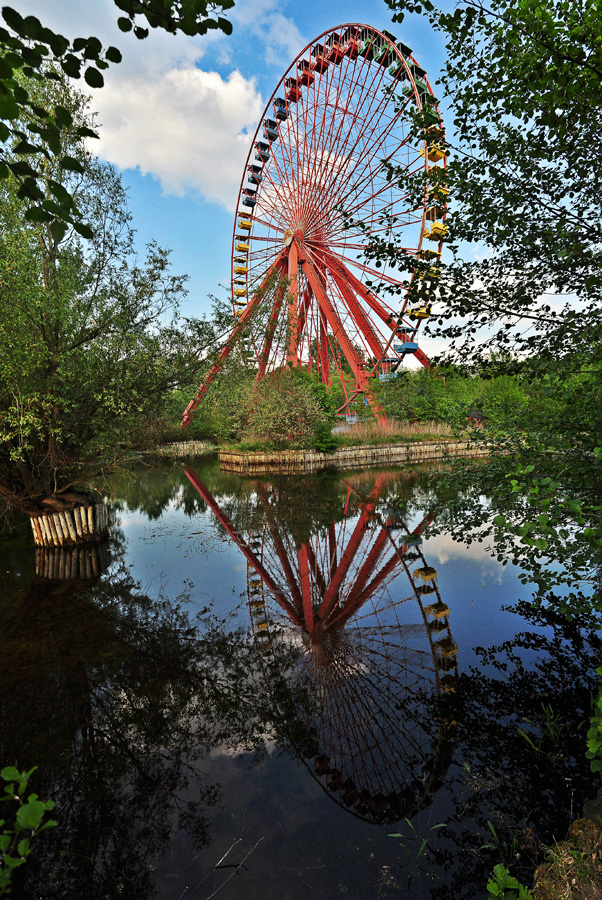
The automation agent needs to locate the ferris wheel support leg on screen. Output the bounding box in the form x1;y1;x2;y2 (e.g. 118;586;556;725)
255;276;287;382
327;263;385;363
184;469;302;625
301;248;386;420
286;241;300;366
316;504;376;626
328;256;431;369
297;544;314;632
323;251;399;330
319;312;331;386
181;251;287;427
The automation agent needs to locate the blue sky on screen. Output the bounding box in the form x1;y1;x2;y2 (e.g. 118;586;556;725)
15;0;448;323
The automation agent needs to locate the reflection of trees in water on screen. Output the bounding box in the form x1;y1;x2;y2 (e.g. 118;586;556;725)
0;525;271;900
187;468;458;826
407;601;602;900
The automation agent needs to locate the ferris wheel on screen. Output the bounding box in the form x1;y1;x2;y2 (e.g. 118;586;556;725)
182;24;448;426
185;468;458;824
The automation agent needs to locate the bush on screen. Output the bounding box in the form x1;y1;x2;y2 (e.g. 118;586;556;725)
243;368;332;448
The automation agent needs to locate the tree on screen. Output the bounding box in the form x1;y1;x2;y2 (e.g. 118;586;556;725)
380;0;601;454
0;78;210;519
0;0;235;236
243;368;334;449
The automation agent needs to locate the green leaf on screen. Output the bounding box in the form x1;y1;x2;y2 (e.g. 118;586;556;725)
73;220;94;239
84;66;104;88
49;220;68;242
16;799;46;829
1;767;21;781
105;45;122;64
59;155;84;172
117;16;132;32
24;206;52;223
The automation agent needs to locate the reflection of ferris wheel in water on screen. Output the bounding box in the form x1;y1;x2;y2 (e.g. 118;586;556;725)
182;25;448;426
186;469;457;825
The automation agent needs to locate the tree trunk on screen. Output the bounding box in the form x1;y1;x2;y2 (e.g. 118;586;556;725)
30;502;109;547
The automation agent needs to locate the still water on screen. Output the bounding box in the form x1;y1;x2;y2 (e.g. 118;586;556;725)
1;457;599;900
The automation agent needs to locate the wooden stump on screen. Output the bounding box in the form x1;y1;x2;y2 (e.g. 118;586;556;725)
30;502;110;547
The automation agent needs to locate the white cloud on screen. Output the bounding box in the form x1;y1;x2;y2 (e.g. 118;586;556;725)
232;0;305;67
93;65;264;208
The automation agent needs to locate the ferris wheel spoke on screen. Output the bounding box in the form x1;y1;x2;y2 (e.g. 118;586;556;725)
303;87;410;237
302;50;397;223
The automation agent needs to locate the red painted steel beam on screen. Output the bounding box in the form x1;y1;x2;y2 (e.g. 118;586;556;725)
286;240;299;366
315;508;372;627
300;242;369;390
335;550;400;623
305;540;327;601
323;249;404;330
257;487;304;614
181;249;288;426
184;469;302;625
326;261;385;362
323;250;431;369
300;240;385;419
255;270;288;382
297;544;314;632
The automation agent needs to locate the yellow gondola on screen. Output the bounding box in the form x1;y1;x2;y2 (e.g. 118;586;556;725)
236;242;249;252
418;248;441;261
420;141;446;162
414;565;439;582
408;305;432;320
234;265;248;274
424;222;448;241
429;221;448;239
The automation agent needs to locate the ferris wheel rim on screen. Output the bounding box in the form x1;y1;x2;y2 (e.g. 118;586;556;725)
230;21;447;325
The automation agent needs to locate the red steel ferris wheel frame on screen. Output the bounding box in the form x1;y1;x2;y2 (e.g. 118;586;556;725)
182;24;447;428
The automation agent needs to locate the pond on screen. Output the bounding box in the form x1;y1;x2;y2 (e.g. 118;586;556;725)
1;456;599;900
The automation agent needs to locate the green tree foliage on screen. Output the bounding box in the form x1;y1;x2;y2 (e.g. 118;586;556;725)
375;367;529;430
0;767;56;895
383;0;601;454
0;80;212;516
379;0;602;619
243;368;335;449
0;0;234;235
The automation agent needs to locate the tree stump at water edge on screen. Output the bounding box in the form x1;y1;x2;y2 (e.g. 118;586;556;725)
30;502;109;547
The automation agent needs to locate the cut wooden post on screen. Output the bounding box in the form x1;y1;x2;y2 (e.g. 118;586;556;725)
63;510;77;543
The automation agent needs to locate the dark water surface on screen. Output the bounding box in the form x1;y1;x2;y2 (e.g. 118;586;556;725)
1;457;599;900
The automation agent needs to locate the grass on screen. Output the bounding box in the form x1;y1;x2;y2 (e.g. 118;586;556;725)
222;419;455;453
334;419;454;447
533;819;602;900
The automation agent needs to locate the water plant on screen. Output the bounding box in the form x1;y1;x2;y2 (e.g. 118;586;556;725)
0;767;56;895
388;818;447;886
486;864;534;900
586;667;602;774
